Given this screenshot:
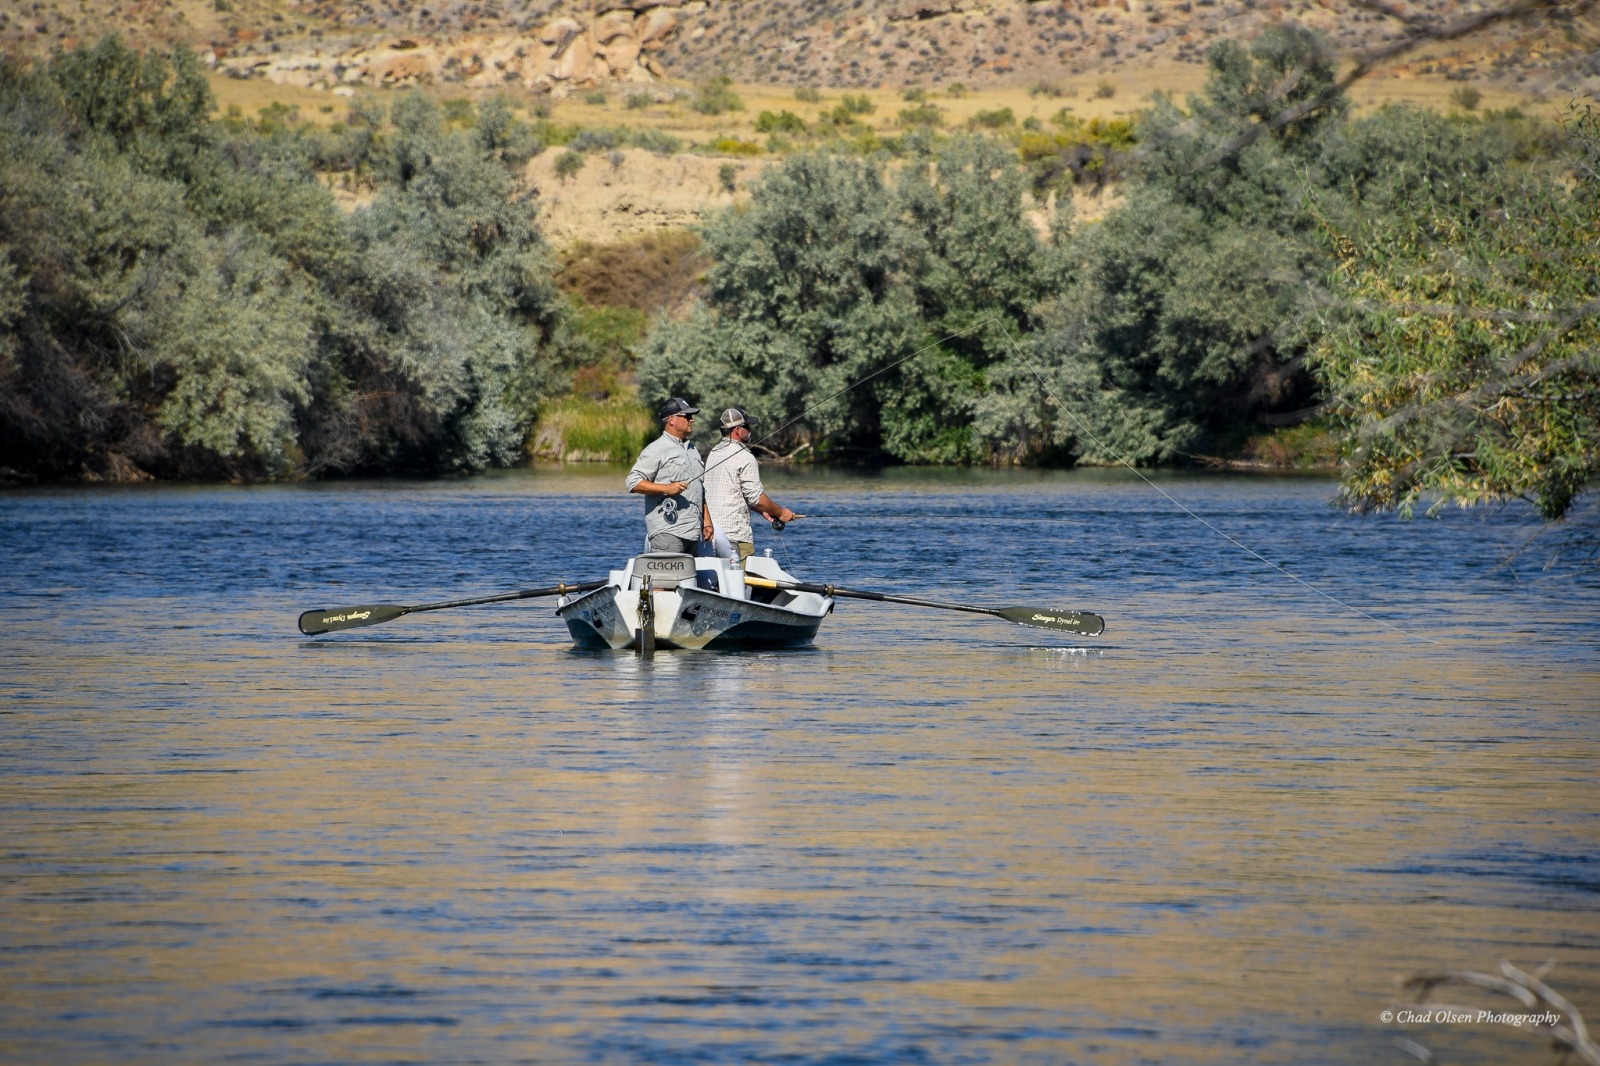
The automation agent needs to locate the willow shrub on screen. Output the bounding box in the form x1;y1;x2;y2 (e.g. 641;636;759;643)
0;40;566;481
639;138;1050;463
1310;105;1600;521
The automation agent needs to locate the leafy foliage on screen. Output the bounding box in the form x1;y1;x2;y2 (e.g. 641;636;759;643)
4;23;1592;525
1310;105;1600;520
0;40;565;481
1020;114;1137;196
979;26;1336;466
691;76;745;116
640;139;1051;462
755;109;807;135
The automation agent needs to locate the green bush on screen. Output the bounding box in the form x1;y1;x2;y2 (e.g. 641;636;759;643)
642;140;1049;463
898;104;945;129
0;41;567;481
969;107;1015;129
711;137;762;157
692;76;745;116
625;127;683;155
755;109;808;135
554;149;586;180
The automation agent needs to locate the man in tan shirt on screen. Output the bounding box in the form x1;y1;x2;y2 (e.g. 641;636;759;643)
703;407;797;566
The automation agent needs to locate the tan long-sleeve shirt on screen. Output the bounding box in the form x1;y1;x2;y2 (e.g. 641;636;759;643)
703;438;763;544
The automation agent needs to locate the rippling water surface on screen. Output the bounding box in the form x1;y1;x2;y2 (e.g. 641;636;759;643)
3;467;1597;1064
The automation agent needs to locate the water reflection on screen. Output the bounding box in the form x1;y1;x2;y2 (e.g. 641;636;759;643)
1;469;1597;1064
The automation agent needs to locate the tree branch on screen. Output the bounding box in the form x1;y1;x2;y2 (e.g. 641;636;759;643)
1185;0;1596;174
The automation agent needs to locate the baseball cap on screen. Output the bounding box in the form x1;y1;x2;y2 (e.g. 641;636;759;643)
718;407;759;430
658;397;700;420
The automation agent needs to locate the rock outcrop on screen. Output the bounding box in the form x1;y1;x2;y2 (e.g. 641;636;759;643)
16;0;1587;101
218;1;697;95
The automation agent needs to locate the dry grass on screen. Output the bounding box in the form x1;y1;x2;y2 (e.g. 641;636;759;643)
213;55;1558;149
206;59;1557;252
208;72;354;127
557;230;707;317
534;71;1176;144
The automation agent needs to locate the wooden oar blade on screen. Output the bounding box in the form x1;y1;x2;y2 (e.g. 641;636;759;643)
298;604;408;635
998;607;1105;636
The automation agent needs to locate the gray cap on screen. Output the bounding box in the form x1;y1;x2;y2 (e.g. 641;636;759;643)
658;397;700;420
718;407;758;431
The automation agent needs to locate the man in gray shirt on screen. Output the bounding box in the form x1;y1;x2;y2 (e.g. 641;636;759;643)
626;397;713;554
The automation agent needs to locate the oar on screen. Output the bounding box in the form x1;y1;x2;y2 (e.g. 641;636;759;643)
743;576;1104;636
298;580;608;636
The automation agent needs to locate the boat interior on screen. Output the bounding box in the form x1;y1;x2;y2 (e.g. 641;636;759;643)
614;552;805;609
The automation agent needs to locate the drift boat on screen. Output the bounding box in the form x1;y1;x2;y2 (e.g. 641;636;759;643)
297;554;1101;645
557;551;833;652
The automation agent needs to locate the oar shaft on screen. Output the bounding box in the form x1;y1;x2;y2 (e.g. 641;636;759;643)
298;580;608;635
744;576;1103;636
747;576;998;617
813;583;999;617
405;580;607;615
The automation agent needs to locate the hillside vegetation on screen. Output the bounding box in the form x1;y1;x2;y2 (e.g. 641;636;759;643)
1;12;1597;521
5;0;1594;103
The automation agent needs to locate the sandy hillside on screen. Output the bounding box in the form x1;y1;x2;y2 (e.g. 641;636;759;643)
9;0;1594;102
525;150;771;246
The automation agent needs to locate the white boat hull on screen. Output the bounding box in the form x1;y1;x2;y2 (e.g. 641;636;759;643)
556;553;831;651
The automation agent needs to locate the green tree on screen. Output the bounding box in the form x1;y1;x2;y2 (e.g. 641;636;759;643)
47;35;212;181
988;191;1305;465
0;56;319;479
979;26;1341;466
0;47;567;482
890;137;1054;461
152;234;313;473
303;92;564;474
1137;22;1346;227
1310;106;1600;520
640;151;923;456
641;141;1052;462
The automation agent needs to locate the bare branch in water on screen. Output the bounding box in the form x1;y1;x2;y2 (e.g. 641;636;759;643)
1397;961;1600;1066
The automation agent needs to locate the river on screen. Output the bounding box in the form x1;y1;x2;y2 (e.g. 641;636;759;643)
2;467;1596;1064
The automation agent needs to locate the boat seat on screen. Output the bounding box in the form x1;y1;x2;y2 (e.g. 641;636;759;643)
629;552;698;590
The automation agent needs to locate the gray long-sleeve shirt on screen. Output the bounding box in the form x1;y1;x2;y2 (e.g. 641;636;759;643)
625;432;705;541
